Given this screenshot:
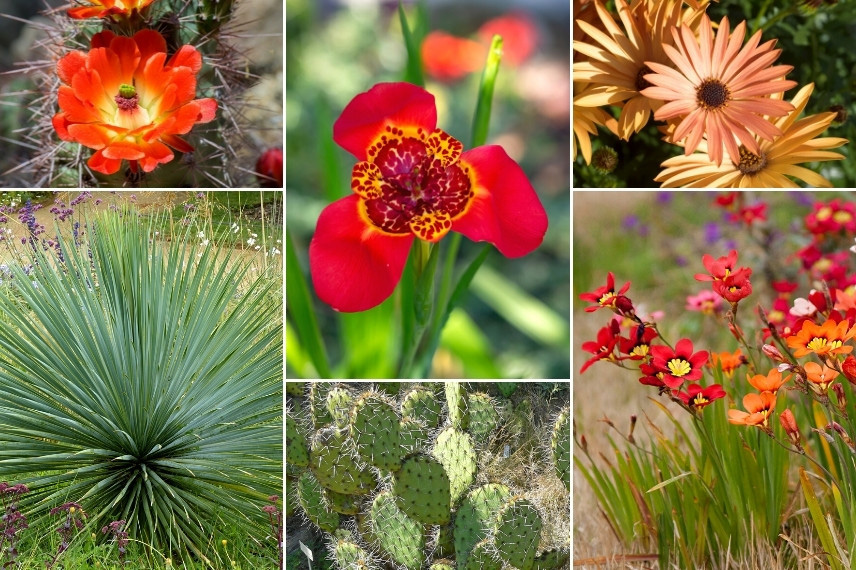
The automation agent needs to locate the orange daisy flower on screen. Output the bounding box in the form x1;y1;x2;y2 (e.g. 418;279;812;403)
747;368;791;393
803;361;840;394
68;0;157;19
728;391;776;427
52;30;217;176
786;319;856;358
640;14;796;166
654;83;847;187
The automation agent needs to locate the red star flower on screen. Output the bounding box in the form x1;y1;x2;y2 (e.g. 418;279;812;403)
694;250;739;282
649;338;709;389
676;383;726;411
67;0;156;19
712;266;753;303
580;321;623;373
309;82;548;312
579;272;633;315
52;30;217;175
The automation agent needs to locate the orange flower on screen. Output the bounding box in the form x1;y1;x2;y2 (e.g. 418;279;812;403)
786;319;856;358
52;30;217;175
728;391;776;427
747;368;790;393
640;14;796;166
709;348;745;377
68;0;157;19
803;362;839;394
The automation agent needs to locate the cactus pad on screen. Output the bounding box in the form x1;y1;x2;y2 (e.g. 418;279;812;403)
369;491;425;570
326;386;354;427
462;539;503;570
429;560;455;570
393;454;451;525
444;381;469;430
496;382;517;398
285;381;306;397
297;471;340;532
286;415;309;467
492;497;542;570
310;426;376;495
350;392;404;471
454;483;511;567
333;539;374;569
399;418;430;454
401;386;442;428
551;407;571;492
433;427;477;504
324;488;364;516
532;547;571;570
467;392;499;442
310;383;335;428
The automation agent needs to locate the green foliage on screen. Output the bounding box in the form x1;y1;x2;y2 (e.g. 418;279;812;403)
0;209;282;565
551;408;571;492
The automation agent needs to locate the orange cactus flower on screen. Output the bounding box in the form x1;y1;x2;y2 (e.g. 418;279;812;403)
68;0;157;19
747;368;791;393
803;361;840;394
786;319;856;358
728;391;776;427
52;29;217;176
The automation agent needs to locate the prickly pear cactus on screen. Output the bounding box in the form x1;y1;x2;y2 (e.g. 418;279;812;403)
552;407;571;492
286;382;570;570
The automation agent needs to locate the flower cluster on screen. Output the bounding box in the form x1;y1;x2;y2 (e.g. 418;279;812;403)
47;502;87;569
580;272;725;414
0;482;29;569
573;0;847;187
694;249;753;305
53;1;217;177
101;520;129;567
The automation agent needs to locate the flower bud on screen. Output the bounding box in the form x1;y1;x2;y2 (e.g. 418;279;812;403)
842;355;856;385
762;344;785;362
833;382;847;412
592;147;618;174
779;408;800;447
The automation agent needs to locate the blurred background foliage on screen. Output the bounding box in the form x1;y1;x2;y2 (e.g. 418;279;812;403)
286;0;570;378
574;0;855;188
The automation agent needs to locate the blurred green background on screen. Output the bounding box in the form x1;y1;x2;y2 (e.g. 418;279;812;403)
286;0;570;378
573;0;855;188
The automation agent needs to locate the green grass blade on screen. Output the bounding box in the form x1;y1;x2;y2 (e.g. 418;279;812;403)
471;34;503;148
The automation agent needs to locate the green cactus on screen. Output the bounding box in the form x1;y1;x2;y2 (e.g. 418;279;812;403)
532;547;571;570
327;386;354;427
369;491;425;570
332;539;374;569
393;454;451;525
433;427;477;504
401;386;443;428
444;381;469;430
324;488;363;515
462;539;503;570
551;407;571;492
286;414;309;467
350;392;404;471
296;471;340;532
496;382;518;398
399;417;431;454
454;483;511;567
467;392;499;442
310;383;335;428
286;382;570;570
310;426;376;495
285;381;306;397
492;496;543;570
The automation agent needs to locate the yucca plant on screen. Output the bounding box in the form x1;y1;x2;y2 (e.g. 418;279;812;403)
0;208;282;566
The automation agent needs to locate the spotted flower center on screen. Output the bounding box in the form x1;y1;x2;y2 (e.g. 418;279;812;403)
668;358;692;377
696;78;731;111
736;145;768;175
352;127;473;241
807;337;842;352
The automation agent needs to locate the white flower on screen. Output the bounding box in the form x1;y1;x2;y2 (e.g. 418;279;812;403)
790;297;818;317
231;223;239;233
201;239;210;246
197;231;206;239
850;238;856;254
247;237;256;246
254;245;260;251
270;247;281;256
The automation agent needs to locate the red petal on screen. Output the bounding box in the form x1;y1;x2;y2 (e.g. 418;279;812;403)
167;45;202;73
133;30;168;70
161;134;194;153
333;82;437;161
87;150;123;175
57;51;86;85
309;195;413;312
90;30;117;50
452;145;547;258
66;123;115;150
